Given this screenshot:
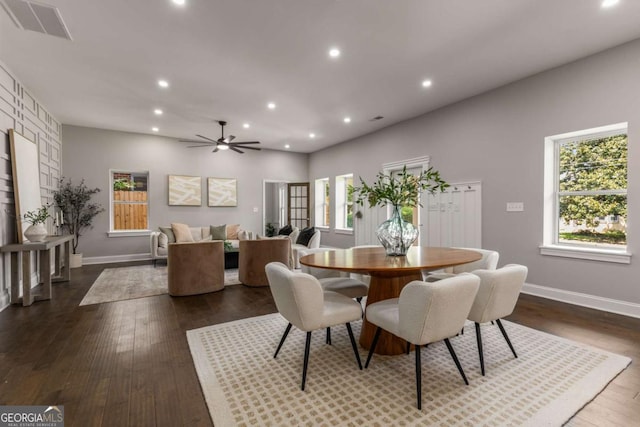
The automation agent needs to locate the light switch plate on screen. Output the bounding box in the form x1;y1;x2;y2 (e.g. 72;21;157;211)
506;202;524;212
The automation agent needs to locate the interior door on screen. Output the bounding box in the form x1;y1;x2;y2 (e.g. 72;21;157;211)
287;182;310;229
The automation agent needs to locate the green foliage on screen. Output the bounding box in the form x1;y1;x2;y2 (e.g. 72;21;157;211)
558;134;627;229
24;205;50;225
223;240;233;252
400;206;414;223
351;166;449;209
54;178;105;254
113;178;134;191
265;223;277;237
560;230;626;245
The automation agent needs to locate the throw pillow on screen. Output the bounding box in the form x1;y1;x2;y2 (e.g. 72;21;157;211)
210;224;227;240
172;223;195;243
159;226;176;243
278;224;292;235
227;224;240;240
158;232;168;248
296;226;316;246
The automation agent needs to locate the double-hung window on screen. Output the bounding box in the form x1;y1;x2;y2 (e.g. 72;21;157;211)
335;174;354;232
110;170;149;235
541;123;630;263
314;178;330;228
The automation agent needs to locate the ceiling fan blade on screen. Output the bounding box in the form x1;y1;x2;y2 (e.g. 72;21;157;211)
212;147;219;153
229;146;244;154
231;141;260;145
180;138;211;144
227;135;236;142
196;134;219;143
187;145;215;148
235;145;261;151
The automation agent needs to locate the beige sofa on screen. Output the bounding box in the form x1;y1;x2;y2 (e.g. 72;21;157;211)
150;225;252;266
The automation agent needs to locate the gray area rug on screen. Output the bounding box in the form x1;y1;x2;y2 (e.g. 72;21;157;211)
80;265;241;306
187;313;630;427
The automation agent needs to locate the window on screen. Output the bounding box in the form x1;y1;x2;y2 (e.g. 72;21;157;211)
542;123;630;263
110;170;149;233
335;174;354;231
314;178;330;228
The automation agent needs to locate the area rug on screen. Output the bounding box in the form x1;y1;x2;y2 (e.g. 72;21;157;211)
187;314;630;427
80;265;241;306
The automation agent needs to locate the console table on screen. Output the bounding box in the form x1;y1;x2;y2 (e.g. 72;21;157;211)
1;235;73;306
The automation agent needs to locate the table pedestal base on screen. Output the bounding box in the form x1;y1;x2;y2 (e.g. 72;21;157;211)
359;270;423;355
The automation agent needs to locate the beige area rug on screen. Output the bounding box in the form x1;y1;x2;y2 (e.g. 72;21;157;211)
187;313;630;427
79;265;241;306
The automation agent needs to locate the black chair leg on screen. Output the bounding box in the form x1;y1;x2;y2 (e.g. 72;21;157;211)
345;323;362;370
364;327;382;368
301;331;312;390
496;319;518;359
475;322;485;376
406;341;411;354
326;327;331;345
274;323;292;358
444;338;469;385
415;344;422;410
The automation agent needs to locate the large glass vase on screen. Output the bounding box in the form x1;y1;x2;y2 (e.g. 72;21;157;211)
376;205;418;256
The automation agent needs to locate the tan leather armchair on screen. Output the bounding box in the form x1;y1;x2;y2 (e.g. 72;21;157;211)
239;238;291;287
168;241;225;296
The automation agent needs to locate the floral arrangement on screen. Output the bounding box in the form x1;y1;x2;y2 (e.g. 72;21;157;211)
23;205;51;225
351;165;449;208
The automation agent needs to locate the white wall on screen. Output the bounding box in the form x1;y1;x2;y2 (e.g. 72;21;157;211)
309;39;640;307
62;125;308;260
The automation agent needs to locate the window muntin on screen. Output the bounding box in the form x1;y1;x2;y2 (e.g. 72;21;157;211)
111;171;149;231
545;124;627;251
335;174;354;230
314;178;330;228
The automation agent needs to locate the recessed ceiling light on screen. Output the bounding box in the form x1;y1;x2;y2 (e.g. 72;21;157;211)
284;144;291;149
172;0;186;5
152;127;159;132
154;109;163;115
267;102;276;110
422;79;432;88
601;0;619;8
329;48;341;58
243;123;250;129
309;133;316;139
343;117;351;124
157;79;169;88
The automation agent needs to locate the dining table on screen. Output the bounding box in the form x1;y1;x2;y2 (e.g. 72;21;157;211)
299;246;482;355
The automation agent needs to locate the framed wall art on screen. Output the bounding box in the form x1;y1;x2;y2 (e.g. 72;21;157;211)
168;175;202;206
208;177;237;207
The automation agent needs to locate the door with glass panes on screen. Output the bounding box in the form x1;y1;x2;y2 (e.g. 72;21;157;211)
287;183;310;229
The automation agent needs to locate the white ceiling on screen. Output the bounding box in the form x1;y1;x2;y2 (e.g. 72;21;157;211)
1;0;640;153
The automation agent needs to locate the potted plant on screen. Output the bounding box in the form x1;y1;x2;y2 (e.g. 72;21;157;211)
351;165;449;255
23;205;51;242
53;178;105;268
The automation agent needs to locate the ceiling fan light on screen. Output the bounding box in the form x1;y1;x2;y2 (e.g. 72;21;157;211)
217;144;230;150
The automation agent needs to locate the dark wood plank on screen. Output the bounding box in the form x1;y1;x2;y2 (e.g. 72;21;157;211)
0;261;637;426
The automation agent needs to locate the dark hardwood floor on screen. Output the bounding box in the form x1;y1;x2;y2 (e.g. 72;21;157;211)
0;261;638;426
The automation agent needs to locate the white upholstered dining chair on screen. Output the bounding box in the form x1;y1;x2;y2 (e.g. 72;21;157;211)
467;264;528;376
424;248;499;282
364;274;480;410
265;262;363;391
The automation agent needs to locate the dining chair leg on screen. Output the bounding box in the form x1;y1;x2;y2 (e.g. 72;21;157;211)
326;327;331;345
274;323;292;359
406;341;411;354
345;323;362;370
301;331;312;391
415;344;422;410
444;338;469;385
475;322;485;376
365;327;382;368
496;319;518;359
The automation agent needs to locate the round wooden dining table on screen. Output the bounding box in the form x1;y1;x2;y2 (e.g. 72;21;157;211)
299;246;482;355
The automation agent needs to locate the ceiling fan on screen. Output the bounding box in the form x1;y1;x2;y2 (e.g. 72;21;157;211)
180;120;261;154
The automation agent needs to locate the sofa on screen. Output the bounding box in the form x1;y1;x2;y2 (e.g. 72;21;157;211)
289;227;321;268
150;223;252;266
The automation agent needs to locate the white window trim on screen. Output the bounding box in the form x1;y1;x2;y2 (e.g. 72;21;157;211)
109;169;150;234
314;178;330;228
335;173;354;231
541;122;630;263
107;230;151;238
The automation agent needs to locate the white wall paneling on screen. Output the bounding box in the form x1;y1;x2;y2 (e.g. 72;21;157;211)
427;181;482;248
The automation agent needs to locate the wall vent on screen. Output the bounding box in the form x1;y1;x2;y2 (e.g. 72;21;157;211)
1;0;72;40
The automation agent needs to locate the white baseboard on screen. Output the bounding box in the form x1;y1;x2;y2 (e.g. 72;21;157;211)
522;282;640;319
83;253;152;265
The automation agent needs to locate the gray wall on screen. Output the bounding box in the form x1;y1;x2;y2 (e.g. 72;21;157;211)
62;125;308;258
309;39;640;305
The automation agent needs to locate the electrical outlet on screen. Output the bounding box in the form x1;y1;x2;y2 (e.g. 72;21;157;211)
506;202;524;212
253;207;259;213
